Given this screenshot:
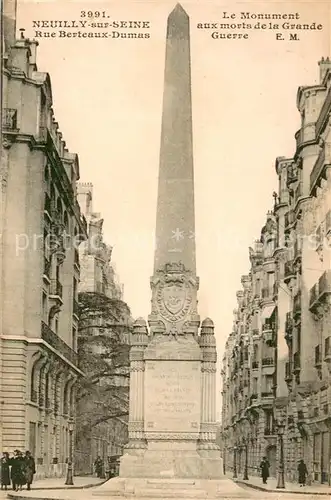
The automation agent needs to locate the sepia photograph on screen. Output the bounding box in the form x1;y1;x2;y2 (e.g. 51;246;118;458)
1;0;331;498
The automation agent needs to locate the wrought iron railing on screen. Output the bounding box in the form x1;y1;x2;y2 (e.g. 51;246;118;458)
41;321;78;366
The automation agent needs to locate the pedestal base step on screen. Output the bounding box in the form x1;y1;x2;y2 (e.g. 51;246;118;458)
92;477;250;498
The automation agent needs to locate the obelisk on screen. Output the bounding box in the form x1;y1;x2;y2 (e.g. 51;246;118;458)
154;3;196;274
97;6;224;492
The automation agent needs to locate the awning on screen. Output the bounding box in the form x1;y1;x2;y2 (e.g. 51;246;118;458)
261;305;276;321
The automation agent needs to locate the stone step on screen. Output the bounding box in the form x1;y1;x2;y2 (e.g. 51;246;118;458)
134;487;208;498
145;480;197;489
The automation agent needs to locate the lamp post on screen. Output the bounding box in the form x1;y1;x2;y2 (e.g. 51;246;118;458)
233;446;238;479
243;438;249;480
65;417;74;486
276;418;285;489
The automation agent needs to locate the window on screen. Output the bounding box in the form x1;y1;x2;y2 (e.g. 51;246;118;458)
42;292;47;322
55;317;59;334
72;328;77;351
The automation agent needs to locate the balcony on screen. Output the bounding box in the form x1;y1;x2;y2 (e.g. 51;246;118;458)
264;427;277;436
262;357;274;366
316;86;331;137
310;146;330;196
293;291;301;319
309;270;331;313
2;108;18;130
284;210;295;230
262;324;275;347
41;321;78;367
285;361;292;382
284;260;295;284
50;279;63;299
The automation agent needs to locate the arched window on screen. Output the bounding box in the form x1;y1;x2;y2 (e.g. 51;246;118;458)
30;362;37;402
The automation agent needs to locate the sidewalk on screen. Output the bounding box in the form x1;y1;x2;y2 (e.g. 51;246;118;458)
6;476;104;491
232;474;331;495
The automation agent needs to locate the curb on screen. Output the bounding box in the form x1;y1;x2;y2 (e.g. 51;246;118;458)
6;479;106;495
234;479;331;495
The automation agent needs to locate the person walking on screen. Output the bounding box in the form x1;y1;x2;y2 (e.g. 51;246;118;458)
0;452;11;490
298;459;308;487
94;456;103;478
10;450;25;491
24;451;36;490
259;456;270;484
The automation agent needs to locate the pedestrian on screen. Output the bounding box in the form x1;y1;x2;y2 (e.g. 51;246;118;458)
10;450;25;491
259;456;270;484
94;456;103;478
298;459;308;487
24;451;36;490
1;452;11;490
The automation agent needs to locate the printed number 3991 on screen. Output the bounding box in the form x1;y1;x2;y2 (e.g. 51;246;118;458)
80;11;107;18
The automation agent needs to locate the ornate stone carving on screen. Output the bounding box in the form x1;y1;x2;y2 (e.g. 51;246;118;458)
130;360;145;372
145;432;199;440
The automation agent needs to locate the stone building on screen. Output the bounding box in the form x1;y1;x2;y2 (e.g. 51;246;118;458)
221;57;331;485
1;10;88;478
75;183;130;475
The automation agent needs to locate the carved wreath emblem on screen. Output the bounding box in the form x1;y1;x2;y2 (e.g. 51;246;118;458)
156;274;192;322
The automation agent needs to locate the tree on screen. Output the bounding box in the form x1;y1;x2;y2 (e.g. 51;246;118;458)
76;291;132;441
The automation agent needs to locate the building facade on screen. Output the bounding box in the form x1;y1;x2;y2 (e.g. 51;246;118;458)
1;23;88;477
75;183;129;475
221;57;331;485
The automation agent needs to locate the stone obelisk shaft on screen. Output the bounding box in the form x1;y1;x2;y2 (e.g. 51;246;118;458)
154;4;196;274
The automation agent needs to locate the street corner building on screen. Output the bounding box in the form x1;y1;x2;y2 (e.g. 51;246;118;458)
0;6;88;478
221;57;331;485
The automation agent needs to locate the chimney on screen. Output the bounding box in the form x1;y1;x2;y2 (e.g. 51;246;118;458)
318;57;331;83
3;0;17;50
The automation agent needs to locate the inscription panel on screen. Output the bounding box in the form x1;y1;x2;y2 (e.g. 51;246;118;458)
144;360;201;433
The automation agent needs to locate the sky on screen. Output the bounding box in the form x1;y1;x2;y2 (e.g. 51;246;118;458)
15;0;331;370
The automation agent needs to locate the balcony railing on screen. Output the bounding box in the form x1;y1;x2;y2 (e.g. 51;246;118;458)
309;270;331;312
316;86;331;137
2;108;18;129
262;357;274;366
41;321;78;366
264;427;277;436
50;279;63;298
261;391;273;398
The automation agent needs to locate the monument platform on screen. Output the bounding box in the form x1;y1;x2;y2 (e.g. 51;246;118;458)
92;477;252;498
